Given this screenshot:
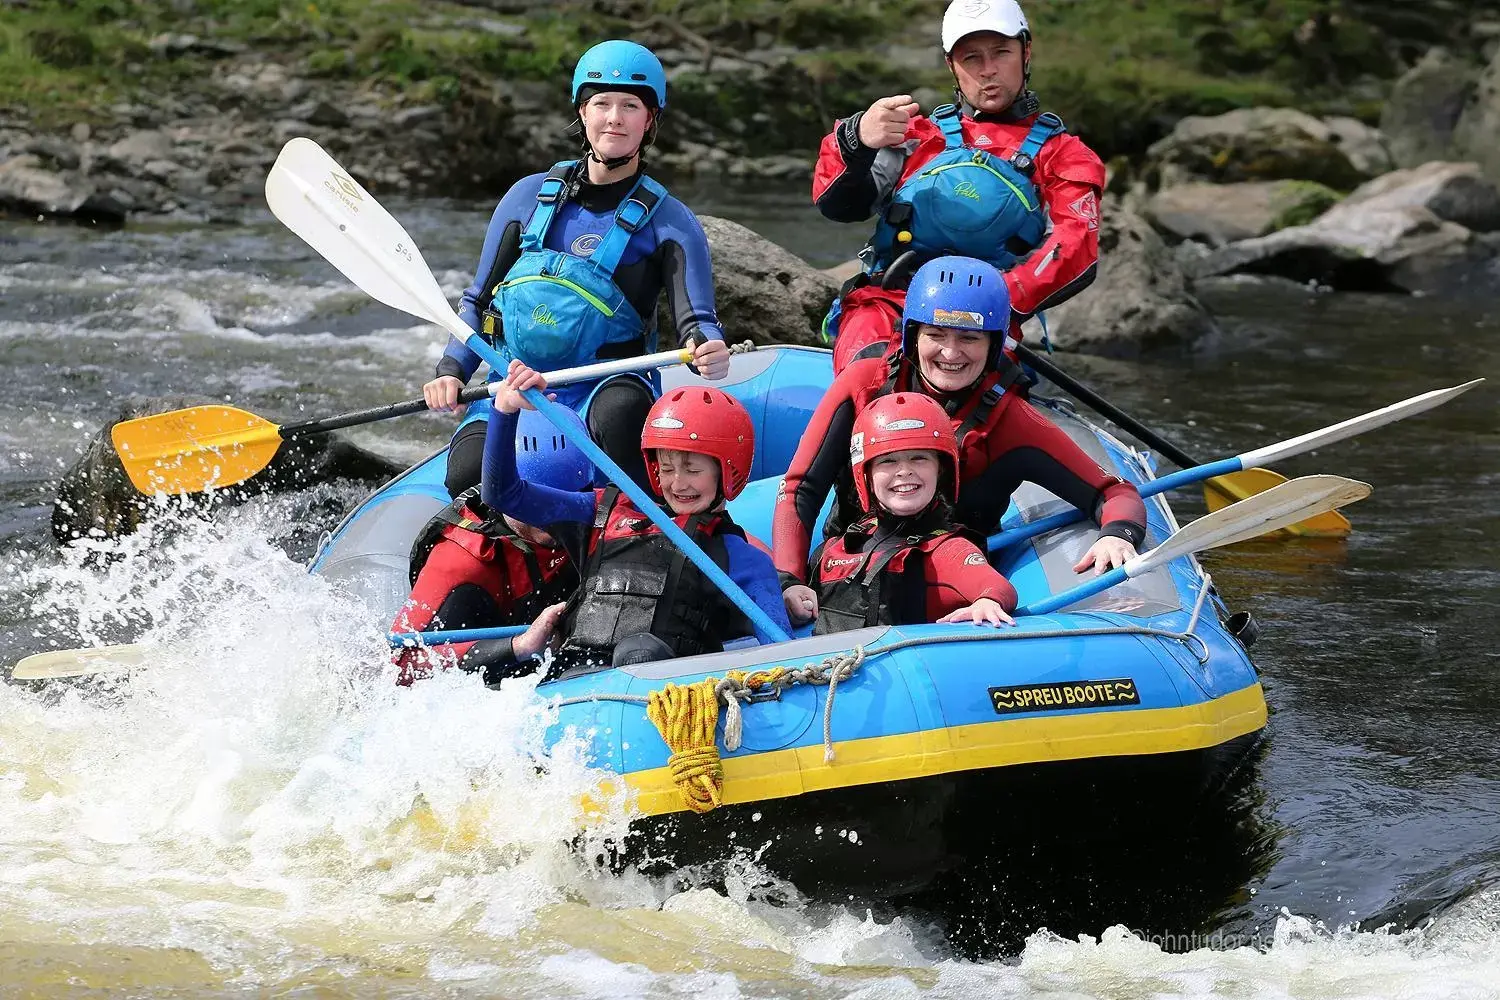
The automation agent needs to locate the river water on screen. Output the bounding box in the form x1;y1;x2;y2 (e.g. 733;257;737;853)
1;185;1498;997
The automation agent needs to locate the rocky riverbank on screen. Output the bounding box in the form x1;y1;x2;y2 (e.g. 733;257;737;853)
6;0;1500;356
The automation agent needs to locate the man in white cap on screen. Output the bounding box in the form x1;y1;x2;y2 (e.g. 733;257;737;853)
812;0;1106;375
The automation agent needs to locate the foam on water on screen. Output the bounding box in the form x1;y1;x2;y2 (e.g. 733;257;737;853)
3;508;1499;995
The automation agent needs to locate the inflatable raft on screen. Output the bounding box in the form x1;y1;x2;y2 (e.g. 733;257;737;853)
308;346;1266;892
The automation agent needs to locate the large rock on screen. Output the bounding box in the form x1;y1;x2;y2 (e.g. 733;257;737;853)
1452;46;1500;182
666;215;838;347
1188;163;1500;295
52;398;407;545
1036;198;1215;356
1381;48;1478;168
1144;180;1342;246
1337;161;1500;232
1144;107;1379;192
0;154;126;225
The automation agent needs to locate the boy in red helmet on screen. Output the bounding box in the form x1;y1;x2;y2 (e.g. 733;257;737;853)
786;392;1017;632
479;359;791;674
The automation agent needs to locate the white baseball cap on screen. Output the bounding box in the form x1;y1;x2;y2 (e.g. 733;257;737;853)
942;0;1030;54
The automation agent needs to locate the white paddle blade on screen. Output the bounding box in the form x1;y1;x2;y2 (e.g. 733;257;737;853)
1131;475;1372;575
11;643;150;680
265;138;471;340
1241;378;1485;468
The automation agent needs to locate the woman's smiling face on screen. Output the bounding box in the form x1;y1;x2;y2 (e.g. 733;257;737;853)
915;323;990;392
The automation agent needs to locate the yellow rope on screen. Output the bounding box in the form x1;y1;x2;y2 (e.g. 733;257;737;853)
645;678;724;813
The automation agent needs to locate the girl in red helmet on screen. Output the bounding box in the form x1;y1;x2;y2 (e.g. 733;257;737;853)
785;393;1017;633
478;359;791;674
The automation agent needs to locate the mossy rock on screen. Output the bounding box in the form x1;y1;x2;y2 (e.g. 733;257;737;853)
1265;180;1343;232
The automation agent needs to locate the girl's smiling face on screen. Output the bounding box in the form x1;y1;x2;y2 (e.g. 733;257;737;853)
654;449;719;514
869;449;940;516
580;91;653;161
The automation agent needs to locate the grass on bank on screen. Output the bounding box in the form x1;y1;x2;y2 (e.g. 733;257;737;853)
0;0;1481;158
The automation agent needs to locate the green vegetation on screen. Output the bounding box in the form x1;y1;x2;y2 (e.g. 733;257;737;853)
1265;179;1344;231
2;0;1496;156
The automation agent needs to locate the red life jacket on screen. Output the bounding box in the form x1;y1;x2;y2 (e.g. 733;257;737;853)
557;487;750;669
408;486;577;625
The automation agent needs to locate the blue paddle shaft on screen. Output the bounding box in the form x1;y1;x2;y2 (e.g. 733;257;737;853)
1015;565;1130;616
522;388;792;644
987;456;1244;553
389;625;524;648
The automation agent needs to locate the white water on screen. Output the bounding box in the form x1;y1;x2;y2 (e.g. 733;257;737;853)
3;502;1499;997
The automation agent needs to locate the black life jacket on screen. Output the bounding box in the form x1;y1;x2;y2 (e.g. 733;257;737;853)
811;510;962;635
558;487;751;668
407;486;578;624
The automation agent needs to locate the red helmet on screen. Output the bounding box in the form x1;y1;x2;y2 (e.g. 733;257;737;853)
850;392;959;512
641;386;756;500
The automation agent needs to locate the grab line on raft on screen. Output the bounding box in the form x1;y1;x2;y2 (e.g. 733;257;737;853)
550;579;1214;813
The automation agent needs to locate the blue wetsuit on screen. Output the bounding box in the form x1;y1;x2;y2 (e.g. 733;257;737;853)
438;166;725;383
436;166;726;497
483;407;791;651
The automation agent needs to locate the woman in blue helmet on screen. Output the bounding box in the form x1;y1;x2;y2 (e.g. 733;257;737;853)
393;407;592;687
421;39;731;498
774;255;1146;624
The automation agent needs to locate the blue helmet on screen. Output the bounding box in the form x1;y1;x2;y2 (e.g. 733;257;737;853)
515;406;596;492
900;256;1012;366
571;40;668;110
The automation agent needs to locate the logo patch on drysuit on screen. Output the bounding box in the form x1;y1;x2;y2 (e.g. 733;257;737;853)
883;418;926;431
973;134;993;147
1069;191;1100;231
964;552;986;566
649;416;684;430
932;308;987;330
571;232;603;257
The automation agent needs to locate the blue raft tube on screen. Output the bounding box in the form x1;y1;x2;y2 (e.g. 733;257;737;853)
308;346;1266;895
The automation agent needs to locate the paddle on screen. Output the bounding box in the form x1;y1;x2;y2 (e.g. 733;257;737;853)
110;348;694;496
10;625;530;680
266;138;790;644
1016;342;1350;537
988;378;1483;554
1016;474;1371;616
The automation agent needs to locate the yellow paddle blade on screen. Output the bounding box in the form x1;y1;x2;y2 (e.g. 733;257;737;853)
1203;468;1353;538
110;405;284;495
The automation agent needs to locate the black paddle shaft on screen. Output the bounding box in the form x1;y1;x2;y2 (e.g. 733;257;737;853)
279;384;493;439
1015;343;1201;469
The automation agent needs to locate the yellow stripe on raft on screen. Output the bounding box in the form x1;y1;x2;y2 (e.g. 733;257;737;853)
583;684;1267;820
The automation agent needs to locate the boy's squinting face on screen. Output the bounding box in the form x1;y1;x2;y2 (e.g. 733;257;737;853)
655;449;720;514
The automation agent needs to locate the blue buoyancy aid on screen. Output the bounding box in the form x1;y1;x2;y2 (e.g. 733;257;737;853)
488;161;667;374
868;106;1065;274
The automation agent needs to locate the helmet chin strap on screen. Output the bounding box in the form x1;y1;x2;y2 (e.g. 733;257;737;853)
573;109;662;172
